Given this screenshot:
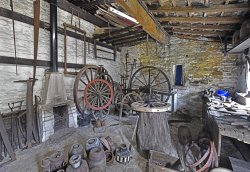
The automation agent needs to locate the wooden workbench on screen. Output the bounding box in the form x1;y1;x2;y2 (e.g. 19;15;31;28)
203;97;250;157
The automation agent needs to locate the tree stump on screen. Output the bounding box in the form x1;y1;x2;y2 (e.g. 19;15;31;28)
132;101;173;155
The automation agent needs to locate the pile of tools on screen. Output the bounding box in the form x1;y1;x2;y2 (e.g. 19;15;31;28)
0;79;41;166
41;136;132;172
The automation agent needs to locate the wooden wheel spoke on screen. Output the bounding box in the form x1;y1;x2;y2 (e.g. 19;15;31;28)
84;73;90;83
151;80;168;87
141;72;148;85
90;69;93;80
134;76;147;86
150;71;161;85
80;78;87;85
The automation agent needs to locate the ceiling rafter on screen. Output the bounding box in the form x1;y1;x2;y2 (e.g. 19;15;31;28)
157;16;245;24
116;0;169;44
150;3;250;13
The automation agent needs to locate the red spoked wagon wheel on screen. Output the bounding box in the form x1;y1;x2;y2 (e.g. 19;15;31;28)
84;79;113;111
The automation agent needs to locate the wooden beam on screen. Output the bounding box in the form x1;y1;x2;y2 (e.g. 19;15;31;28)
116;0;168;44
109;32;147;44
100;30;145;42
0;7;119;51
94;24;140;39
172;29;228;37
0;56;84;69
73;0;115;7
57;0;108;27
115;35;147;45
163;24;239;31
157;16;245;24
151;4;250;13
174;35;220;42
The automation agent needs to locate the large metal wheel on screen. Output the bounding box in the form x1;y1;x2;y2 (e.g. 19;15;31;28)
129;66;171;102
73;65;113;117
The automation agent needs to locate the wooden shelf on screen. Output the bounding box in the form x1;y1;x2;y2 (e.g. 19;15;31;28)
228;36;250;54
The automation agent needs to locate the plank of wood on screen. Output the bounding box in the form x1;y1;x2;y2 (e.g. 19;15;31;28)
231;140;250;162
116;0;168;44
163;24;238;31
151;4;250;13
157;16;245;24
230;157;250;172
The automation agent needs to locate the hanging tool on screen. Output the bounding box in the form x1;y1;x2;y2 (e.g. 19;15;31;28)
33;0;40;86
10;0;18;75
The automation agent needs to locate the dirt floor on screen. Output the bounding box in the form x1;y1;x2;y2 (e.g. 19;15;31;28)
0;112;243;172
1;115;149;172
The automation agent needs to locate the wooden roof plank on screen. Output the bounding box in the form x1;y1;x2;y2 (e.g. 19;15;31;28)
151;4;250;13
116;0;168;44
157;16;245;24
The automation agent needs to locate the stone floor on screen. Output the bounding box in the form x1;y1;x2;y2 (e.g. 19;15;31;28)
0;113;244;172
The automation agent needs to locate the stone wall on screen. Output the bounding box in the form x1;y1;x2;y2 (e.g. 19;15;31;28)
0;0;120;113
120;37;239;116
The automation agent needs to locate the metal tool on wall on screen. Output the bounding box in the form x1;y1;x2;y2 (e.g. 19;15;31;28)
33;0;40;85
63;23;87;74
14;79;39;148
10;0;18;74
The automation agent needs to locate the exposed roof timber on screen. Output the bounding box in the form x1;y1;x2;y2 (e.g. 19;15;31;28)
157;16;245;24
171;29;230;37
100;30;144;42
117;39;146;47
163;24;239;31
115;36;147;46
94;25;140;39
57;0;109;27
150;4;250;13
107;32;147;44
73;0;115;7
174;35;221;42
116;0;169;44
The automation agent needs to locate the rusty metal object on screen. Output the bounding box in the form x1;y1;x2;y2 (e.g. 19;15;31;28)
115;144;131;164
88;147;106;171
0;113;16;166
186;141;218;172
10;0;17;74
64;23;87;74
66;155;89;172
41;157;51;172
100;137;111;151
119;92;142;120
105;150;114;166
50;151;65;172
68;143;84;159
85;138;102;153
105;136;115;152
33;0;40;85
